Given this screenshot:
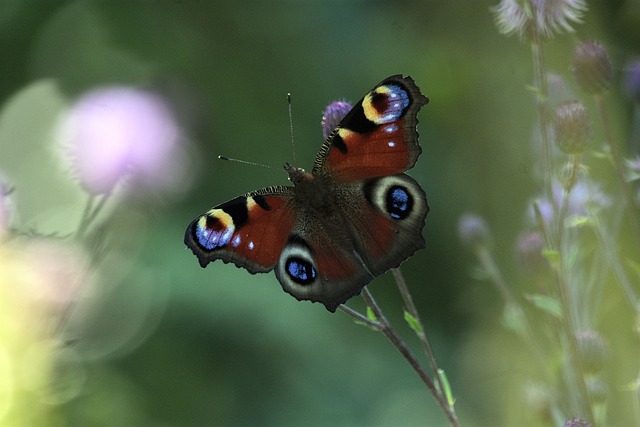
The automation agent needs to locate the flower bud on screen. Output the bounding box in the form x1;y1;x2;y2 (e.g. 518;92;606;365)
585;375;607;404
321;100;352;140
573;41;613;94
554;101;591;154
458;213;492;249
577;330;609;374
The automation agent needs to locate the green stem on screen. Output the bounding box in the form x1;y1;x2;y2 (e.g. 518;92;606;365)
475;245;553;384
337;304;381;330
75;192;110;239
391;268;448;403
530;38;554;202
360;288;460;427
534;195;594;423
556;154;581;248
595;94;640;249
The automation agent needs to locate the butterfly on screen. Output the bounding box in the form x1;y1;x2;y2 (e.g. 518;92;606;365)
184;75;429;312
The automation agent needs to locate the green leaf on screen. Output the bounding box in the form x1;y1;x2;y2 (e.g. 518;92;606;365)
366;306;377;322
567;215;593;228
438;369;455;408
404;310;423;335
542;249;560;269
525;293;563;319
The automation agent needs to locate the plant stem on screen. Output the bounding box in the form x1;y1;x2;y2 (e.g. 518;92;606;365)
360;287;460;427
535;189;594;423
337;304;380;330
475;245;554;386
75;193;110;239
595;94;640;248
391;268;448;401
530;38;554;201
556;154;581;246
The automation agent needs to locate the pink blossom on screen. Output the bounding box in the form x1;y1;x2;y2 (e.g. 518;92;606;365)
59;87;182;194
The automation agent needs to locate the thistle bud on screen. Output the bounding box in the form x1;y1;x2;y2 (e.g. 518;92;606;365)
577;330;609;374
554;101;591;154
573;41;613;94
321;101;352;140
585;376;607;404
458;213;492;249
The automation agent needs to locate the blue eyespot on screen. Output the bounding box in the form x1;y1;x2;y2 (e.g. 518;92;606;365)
386;186;413;220
286;257;317;285
379;85;410;123
196;217;234;249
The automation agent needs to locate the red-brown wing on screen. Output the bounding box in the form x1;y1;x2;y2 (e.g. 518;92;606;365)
184;187;295;273
312;75;428;182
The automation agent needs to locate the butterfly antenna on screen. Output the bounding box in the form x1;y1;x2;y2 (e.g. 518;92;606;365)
287;93;296;164
218;155;279;171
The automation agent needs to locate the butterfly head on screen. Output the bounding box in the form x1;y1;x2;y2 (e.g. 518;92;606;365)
284;163;312;185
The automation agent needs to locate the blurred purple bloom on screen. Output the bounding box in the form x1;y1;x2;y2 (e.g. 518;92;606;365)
321;100;352;140
563;417;592;427
60;87;182;194
625;60;640;103
515;230;546;273
530;180;611;227
547;73;575;107
458;212;492;248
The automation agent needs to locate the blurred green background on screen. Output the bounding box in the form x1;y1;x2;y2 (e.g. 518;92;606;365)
1;1;638;426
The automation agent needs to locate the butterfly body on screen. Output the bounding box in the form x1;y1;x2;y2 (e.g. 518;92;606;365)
185;75;429;312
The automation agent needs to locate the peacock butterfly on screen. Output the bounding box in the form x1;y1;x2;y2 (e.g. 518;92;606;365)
184;75;429;312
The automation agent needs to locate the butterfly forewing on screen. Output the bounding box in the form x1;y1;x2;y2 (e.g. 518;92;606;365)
313;75;428;182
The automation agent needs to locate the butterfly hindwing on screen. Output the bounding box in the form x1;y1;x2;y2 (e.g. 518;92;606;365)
339;174;429;276
274;216;374;312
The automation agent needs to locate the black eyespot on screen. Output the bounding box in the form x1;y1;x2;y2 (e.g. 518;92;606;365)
386;185;413;220
285;256;317;285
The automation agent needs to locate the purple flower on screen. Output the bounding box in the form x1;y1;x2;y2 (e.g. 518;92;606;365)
59;87;183;195
458;212;492;248
563;418;592;427
624;59;640;103
321;100;352;140
529;180;611;228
